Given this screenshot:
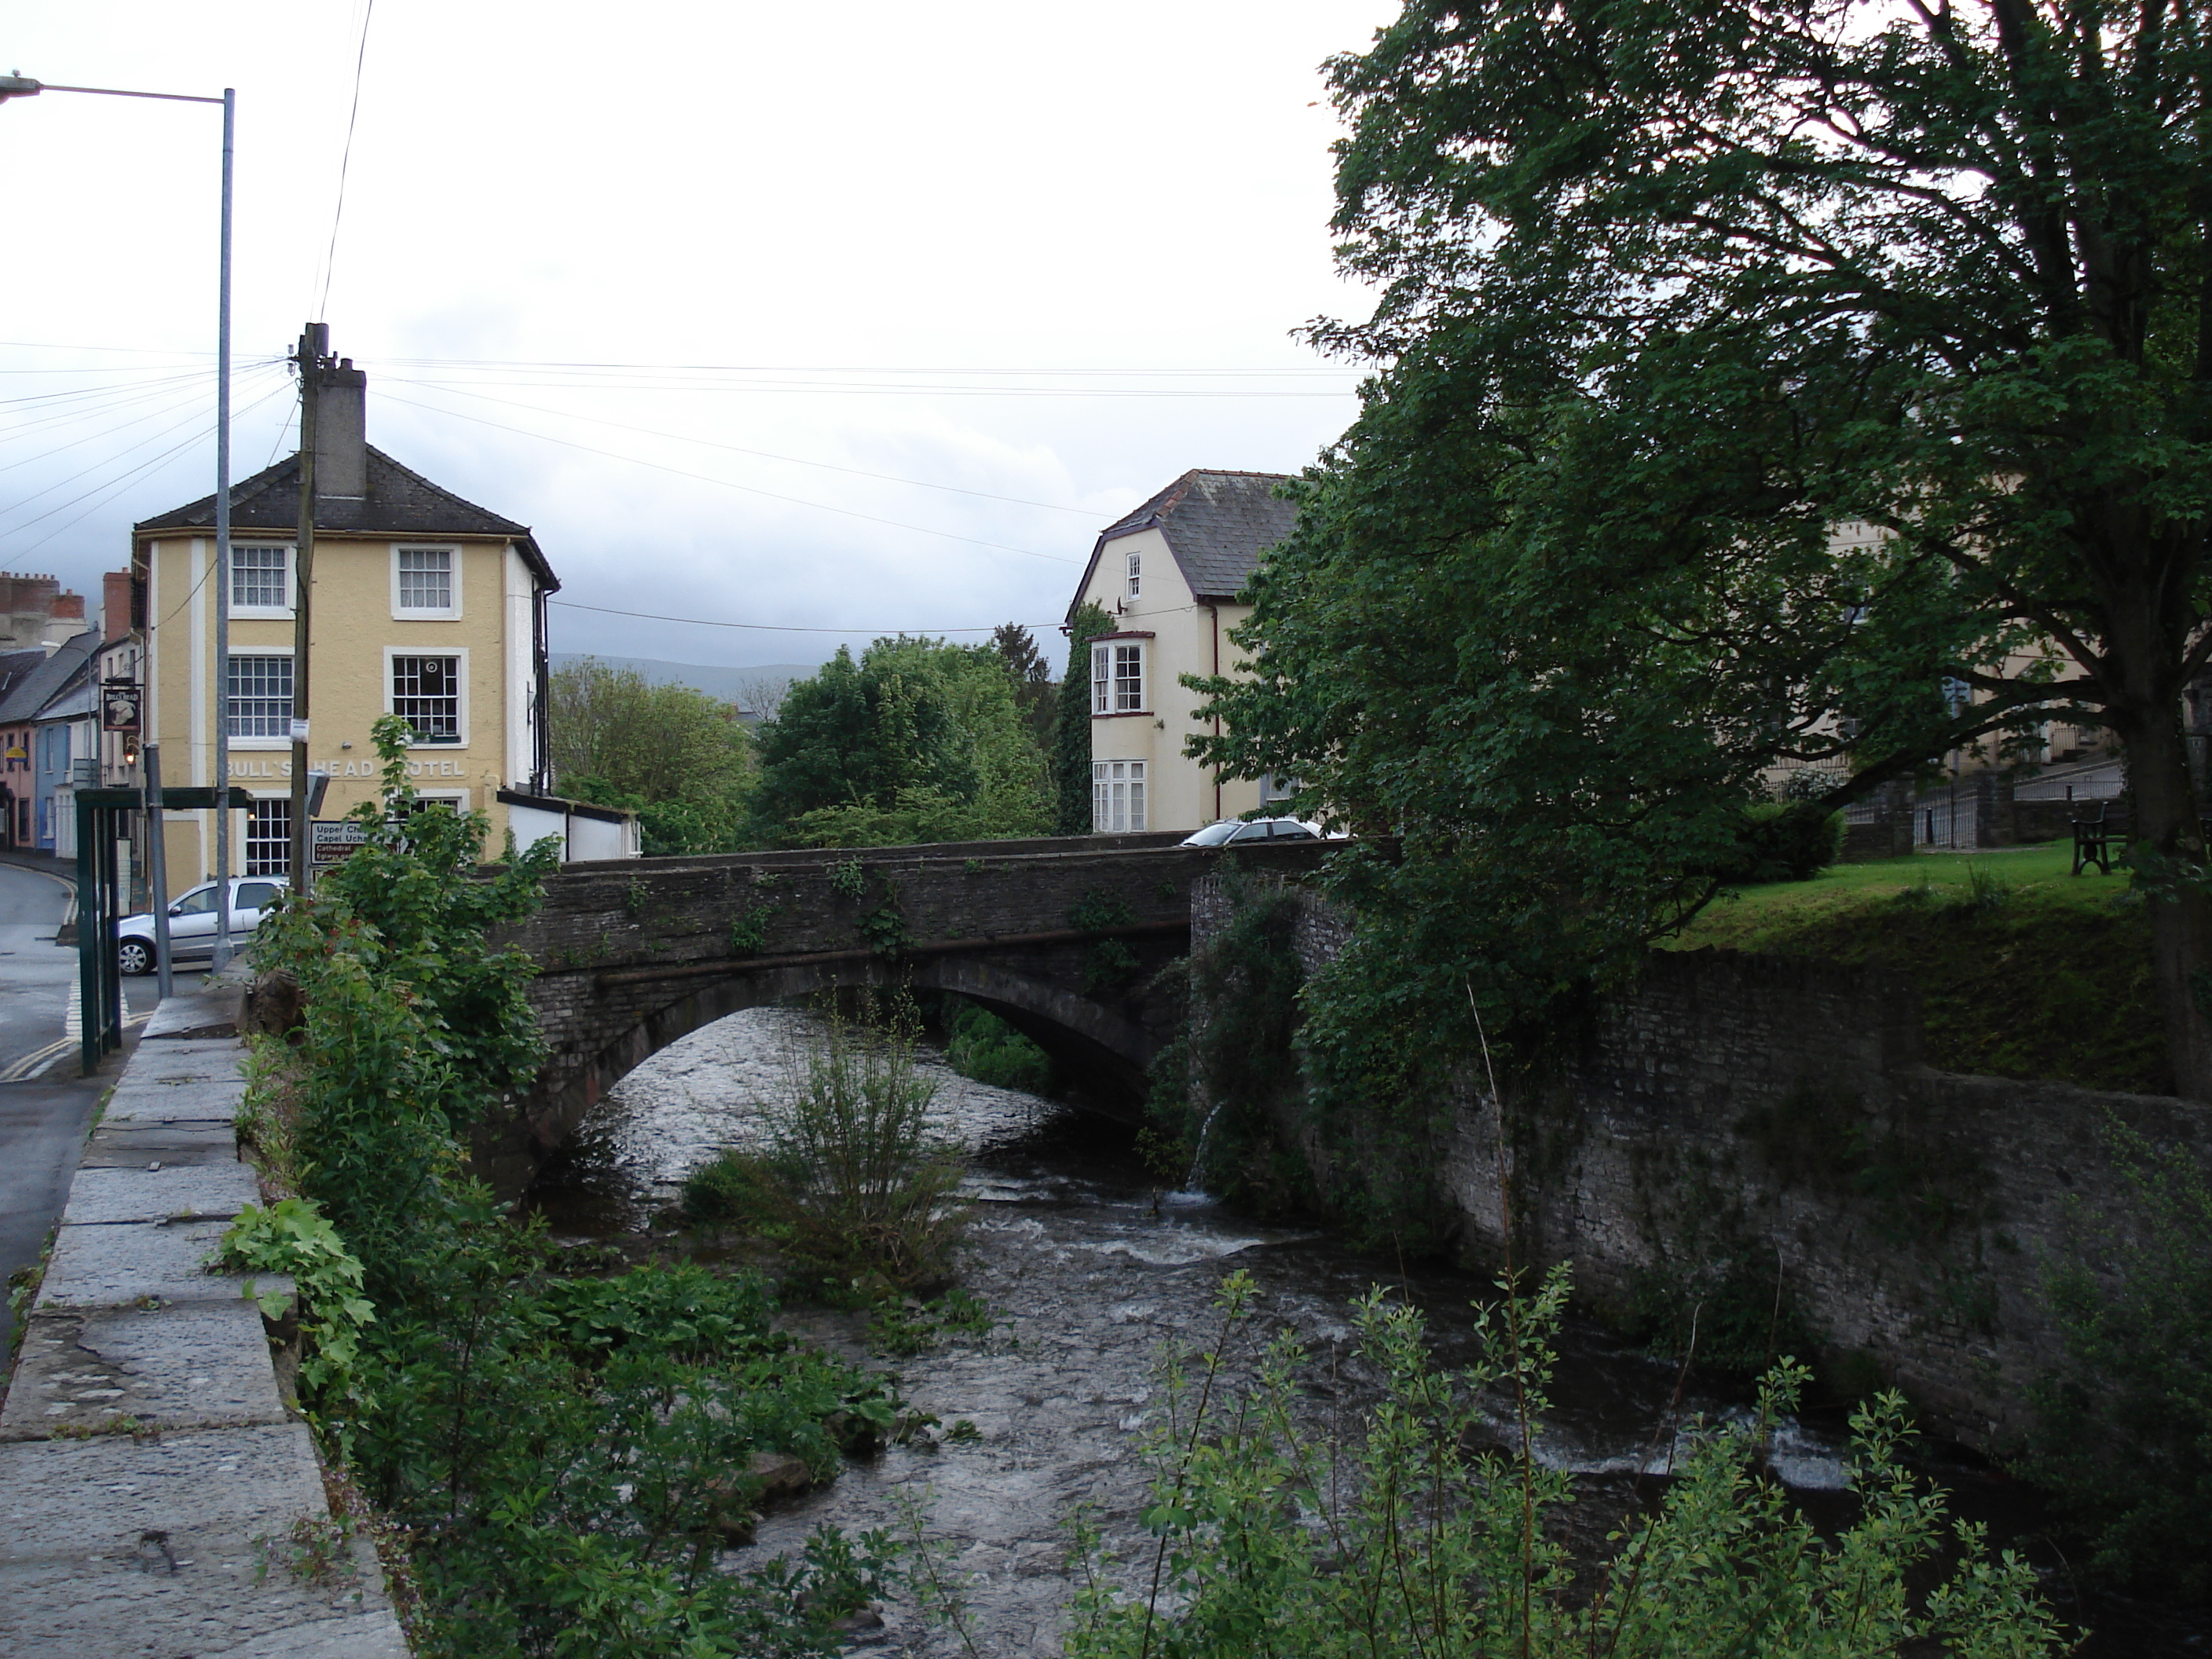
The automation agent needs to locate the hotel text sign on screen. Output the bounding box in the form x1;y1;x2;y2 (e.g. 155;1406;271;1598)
228;756;468;781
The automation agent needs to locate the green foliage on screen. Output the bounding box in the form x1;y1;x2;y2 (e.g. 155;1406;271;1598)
244;716;900;1655
991;621;1057;752
249;716;557;1291
857;902;910;958
550;657;755;855
1057;602;1113;834
1192;0;2212;1115
1165;873;1315;1216
1679;877;2166;1094
218;1197;375;1403
728;899;773;957
2023;1117;2212;1601
1071;888;1142;993
940;999;1053;1094
827;858;866;900
866;1287;998;1357
1696;802;1847;888
689;1007;969;1293
1067;1267;2064;1658
752;636;1050;847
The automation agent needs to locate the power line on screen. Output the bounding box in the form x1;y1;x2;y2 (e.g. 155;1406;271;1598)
390;371;1354;399
379;355;1359;378
379;372;1099;515
2;379;293;556
314;0;378;320
371;387;1082;563
548;599;1061;635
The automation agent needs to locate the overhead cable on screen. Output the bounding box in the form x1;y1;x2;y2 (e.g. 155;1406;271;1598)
371;388;1082;563
379;372;1099;515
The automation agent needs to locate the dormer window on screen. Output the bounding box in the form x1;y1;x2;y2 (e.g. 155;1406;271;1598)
1126;548;1141;599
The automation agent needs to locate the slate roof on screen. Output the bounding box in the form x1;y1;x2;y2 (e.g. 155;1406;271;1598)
0;649;51;713
1068;470;1298;620
0;632;99;726
135;447;558;590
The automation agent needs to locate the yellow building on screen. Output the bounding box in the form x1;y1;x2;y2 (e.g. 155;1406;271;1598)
1065;470;1299;833
134;361;564;888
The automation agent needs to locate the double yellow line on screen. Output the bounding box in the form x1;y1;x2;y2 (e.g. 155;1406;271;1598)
0;1009;152;1083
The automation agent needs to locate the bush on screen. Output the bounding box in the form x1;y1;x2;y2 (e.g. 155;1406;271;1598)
244;718;903;1654
1697;800;1846;885
687;1005;969;1292
1068;1266;2065;1657
2020;1115;2212;1601
941;999;1053;1093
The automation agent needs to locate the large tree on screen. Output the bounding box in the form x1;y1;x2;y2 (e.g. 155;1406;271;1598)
750;635;1051;846
548;658;753;854
1196;0;2212;1093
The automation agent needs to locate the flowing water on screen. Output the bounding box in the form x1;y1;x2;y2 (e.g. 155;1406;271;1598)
526;1007;2201;1657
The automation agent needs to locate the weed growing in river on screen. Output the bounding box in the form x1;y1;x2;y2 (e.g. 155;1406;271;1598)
1066;1266;2065;1658
687;1002;969;1292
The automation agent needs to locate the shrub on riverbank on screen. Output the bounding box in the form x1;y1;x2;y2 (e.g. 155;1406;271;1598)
1670;851;2163;1093
940;998;1053;1093
1068;1266;2065;1657
682;1005;969;1294
2021;1118;2212;1602
241;718;899;1655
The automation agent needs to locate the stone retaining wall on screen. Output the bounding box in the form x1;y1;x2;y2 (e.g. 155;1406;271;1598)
1192;875;2212;1446
0;986;405;1659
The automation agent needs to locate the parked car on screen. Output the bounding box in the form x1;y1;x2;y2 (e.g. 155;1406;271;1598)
115;877;289;975
1178;817;1324;848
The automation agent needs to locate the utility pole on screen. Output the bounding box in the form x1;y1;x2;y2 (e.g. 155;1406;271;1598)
210;89;237;969
287;323;326;888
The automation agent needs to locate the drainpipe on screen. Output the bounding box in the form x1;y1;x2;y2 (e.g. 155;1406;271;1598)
1208;603;1222;822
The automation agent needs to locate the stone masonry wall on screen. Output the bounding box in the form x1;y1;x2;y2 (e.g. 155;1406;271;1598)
1192;876;2212;1447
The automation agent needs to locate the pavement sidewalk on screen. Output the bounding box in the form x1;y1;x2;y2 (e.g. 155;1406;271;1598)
0;980;408;1659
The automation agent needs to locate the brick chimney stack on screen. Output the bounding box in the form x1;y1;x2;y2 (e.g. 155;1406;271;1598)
102;571;134;642
317;357;368;499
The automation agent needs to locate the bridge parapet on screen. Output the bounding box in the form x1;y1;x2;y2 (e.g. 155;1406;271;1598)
482;834;1338;1189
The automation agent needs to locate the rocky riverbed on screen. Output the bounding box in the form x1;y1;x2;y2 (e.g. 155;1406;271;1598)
524;1007;2197;1657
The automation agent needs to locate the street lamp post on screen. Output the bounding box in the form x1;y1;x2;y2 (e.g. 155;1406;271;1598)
0;75;237;973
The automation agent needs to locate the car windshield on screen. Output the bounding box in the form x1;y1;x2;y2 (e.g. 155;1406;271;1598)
1181;822;1243;846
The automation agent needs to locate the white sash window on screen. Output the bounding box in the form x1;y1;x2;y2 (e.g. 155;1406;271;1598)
1093;759;1146;833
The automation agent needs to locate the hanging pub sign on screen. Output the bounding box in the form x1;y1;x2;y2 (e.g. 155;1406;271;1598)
100;681;142;734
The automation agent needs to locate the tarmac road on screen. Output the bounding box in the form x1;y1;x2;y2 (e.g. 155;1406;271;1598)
0;860;192;1365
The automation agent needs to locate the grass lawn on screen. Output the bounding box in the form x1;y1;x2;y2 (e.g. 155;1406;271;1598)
1665;841;2166;1095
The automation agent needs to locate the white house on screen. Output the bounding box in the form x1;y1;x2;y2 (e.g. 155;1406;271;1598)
1065;470;1298;834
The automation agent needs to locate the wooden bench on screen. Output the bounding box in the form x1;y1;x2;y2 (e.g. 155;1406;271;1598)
2072;801;2123;876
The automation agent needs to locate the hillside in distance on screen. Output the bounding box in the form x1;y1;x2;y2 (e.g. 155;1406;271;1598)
549;654;818;713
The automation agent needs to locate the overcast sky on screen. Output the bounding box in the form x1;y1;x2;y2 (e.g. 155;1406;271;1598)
2;1;1394;674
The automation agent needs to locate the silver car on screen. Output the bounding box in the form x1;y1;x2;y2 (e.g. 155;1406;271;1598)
1178;817;1324;848
115;877;288;975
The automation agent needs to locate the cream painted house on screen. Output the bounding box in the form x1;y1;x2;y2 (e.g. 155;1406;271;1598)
133;361;570;889
1065;470;1299;834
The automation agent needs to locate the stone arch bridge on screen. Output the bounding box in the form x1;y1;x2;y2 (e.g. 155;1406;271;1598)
479;830;1333;1188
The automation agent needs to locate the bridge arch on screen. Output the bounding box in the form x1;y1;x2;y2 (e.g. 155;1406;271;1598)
480;833;1338;1191
498;957;1159;1179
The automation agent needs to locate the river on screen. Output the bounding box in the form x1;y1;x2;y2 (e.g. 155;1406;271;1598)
525;1006;2200;1657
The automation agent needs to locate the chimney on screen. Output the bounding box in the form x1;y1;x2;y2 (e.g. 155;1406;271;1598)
103;571;134;641
40;589;85;650
316;355;369;498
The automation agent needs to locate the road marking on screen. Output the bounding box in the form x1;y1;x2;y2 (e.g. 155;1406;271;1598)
1;1005;152;1082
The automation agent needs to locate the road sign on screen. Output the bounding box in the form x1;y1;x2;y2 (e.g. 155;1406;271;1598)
311;820;369;866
